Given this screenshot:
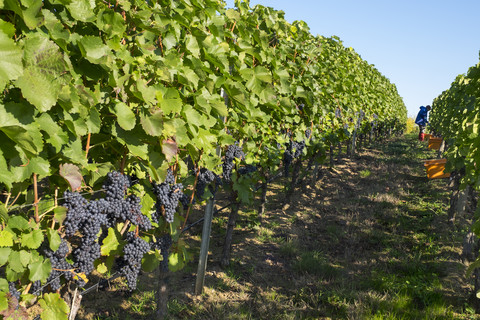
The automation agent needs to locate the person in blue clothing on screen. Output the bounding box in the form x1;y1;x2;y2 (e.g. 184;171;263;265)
415;105;431;141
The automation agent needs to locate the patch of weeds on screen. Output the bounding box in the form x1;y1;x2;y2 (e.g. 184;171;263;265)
129;290;156;315
256;226;280;243
360;169;372;178
279;238;298;258
325;224;344;243
293;251;340;279
215;278;231;292
239;209;261;229
167;298;190;316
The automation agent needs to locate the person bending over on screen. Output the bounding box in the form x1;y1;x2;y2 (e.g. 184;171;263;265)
415;105;431;141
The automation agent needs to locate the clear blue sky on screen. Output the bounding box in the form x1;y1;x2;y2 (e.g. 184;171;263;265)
225;0;480;118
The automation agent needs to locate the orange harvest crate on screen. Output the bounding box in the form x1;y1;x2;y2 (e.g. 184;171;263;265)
424;159;450;179
428;137;442;150
424;133;432;140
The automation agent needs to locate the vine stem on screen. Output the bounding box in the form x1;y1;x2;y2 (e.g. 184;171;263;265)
23;282;32;295
85;133;91;158
181;165;201;231
120;221;131;235
33;173;39;224
7;192;21;210
120;148;128;173
51;188;58;229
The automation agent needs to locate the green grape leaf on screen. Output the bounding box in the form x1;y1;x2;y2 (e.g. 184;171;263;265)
36;113;69;152
0;31;23;87
67;0;95;22
140;110;163;137
7;251;25;273
28;258;51;282
7;216;29;231
95;262;108;274
0;20;15;38
39;293;69;320
168;251;184;272
86;106;101;134
185;34;200;58
0;248;11;265
0;150;12;190
21;0;44;29
78;35;109;64
20;229;44;249
47;229;61;252
157;88;183;115
0;204;7;223
101;227;121;256
0;229;14;247
141;250;161;272
114;102;136;131
0;279;7;292
63;138;87;165
0;292;7;312
54;206;67;225
16;33;65;112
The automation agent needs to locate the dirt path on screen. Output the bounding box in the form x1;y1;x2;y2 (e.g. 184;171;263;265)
78;135;478;320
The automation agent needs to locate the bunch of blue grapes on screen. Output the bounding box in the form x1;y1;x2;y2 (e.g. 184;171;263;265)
103;171;132;201
222;144;244;182
124;195;152;231
283;143;294;177
62;191;89;237
61;171;152;288
31;280;42;296
293;140;306;158
152;169;185;223
305;129;312;139
119;232;150;290
8;282;20;302
151;234;172;272
195;168;222;200
283;140;305;177
238;165;257;176
43;238;74;290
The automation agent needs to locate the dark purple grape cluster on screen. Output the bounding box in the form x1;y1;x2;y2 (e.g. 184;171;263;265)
222;144;244;182
73;242;101;286
151;234;172;272
238;165;257;176
152;169;185;224
124;195;151;231
119;232;151;290
335;108;341;118
62;191;89;237
43;238;74;290
179;193;191;210
31;280;42;296
60;171;152;288
305;129;312;139
293;140;306;158
103;171;132;201
283;143;294;177
284;140;305;177
195;168;222;200
8;282;20;301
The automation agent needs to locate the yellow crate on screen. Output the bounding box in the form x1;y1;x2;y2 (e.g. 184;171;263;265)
424;159;450;179
428;137;442;150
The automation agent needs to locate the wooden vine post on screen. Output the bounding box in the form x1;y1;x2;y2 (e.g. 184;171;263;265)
195;88;227;295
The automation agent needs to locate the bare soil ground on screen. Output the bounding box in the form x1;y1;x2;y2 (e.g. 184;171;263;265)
77;135;479;320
